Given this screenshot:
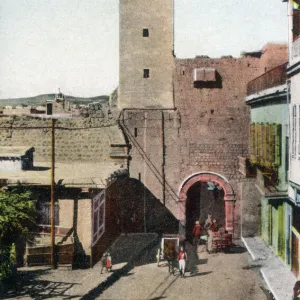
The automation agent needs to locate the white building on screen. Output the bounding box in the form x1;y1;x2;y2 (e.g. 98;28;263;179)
284;0;300;278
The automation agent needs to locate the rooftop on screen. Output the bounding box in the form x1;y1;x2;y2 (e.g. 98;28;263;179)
0;146;34;157
0;161;126;188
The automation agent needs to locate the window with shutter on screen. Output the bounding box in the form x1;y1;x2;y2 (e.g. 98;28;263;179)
269;124;276;165
293;8;300;41
92;190;105;246
255;123;260;163
257;123;263;165
265;124;273;169
262;124;267;167
250;123;257;164
292;105;297;158
275;124;282;166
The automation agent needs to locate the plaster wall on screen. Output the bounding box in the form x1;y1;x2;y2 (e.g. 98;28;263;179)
289;73;300;191
250;98;289;191
77;199;92;255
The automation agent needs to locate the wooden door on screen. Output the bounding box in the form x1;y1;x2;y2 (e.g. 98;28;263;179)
292;232;299;277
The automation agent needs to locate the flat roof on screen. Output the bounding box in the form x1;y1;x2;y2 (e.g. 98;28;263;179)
0;161;126;188
0;146;34;157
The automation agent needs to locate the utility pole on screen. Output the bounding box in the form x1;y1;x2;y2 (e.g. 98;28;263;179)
50;118;56;268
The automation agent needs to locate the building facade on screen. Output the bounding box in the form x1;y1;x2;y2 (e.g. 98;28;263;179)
119;0;174;109
117;0;290;239
243;56;292;266
285;0;300;278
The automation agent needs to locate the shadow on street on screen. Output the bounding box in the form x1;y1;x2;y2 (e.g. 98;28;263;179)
190;271;213;277
1;268;80;299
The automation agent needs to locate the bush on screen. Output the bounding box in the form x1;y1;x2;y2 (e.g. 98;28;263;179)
0;245;16;280
0;187;35;280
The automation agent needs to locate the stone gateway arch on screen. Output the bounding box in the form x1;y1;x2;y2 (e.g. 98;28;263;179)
178;172;235;236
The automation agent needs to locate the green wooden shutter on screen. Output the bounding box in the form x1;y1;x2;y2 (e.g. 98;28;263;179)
269;124;276;165
275;124;282;166
250;123;256;163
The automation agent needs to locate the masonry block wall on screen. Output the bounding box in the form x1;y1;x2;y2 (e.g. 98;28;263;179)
121;54;284;237
260;44;288;72
119;0;174;109
171;56;262;182
0;115;125;162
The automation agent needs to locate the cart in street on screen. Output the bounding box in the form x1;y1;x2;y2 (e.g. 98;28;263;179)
156;234;180;274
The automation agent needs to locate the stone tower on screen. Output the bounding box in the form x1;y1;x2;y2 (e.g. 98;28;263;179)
119;0;174;109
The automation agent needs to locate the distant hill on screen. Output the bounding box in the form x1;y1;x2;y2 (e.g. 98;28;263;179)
0;94;109;108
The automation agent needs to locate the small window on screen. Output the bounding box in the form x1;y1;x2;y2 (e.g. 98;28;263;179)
143;28;149;37
134;128;138;137
143;69;150;78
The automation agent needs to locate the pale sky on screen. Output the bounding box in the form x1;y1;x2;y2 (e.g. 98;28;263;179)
0;0;288;99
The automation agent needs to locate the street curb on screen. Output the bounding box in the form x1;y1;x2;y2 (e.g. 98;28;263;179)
241;237;257;261
260;269;279;300
241;238;277;299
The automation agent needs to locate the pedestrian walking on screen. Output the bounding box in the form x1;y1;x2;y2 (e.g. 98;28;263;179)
192;221;201;246
207;219;218;253
100;252;107;274
204;214;212;230
106;252;112;272
209;219;217;232
178;246;188;278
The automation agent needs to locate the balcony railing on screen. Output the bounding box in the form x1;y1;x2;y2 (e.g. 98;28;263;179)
247;62;288;96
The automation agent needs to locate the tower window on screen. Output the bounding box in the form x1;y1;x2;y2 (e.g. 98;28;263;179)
143;28;149;37
143;69;150;78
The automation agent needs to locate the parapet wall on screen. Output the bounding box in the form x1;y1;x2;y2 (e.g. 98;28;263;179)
0;115;125;162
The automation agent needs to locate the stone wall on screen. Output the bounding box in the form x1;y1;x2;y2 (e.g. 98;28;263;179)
171;56;262;183
237;180;261;237
260;44;288;73
0;115;125;162
120;54;280;237
119;0;174;109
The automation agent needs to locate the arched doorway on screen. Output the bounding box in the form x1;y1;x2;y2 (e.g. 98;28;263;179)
178;172;235;237
185;181;225;240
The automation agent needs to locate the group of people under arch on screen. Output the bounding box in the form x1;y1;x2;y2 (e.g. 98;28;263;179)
192;214;232;253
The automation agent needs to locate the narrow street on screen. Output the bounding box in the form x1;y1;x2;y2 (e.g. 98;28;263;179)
96;243;268;300
2;241;271;300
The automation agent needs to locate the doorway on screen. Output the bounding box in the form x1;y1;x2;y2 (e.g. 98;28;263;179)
185;181;225;240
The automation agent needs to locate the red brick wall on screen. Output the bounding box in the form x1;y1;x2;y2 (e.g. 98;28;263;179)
171;56;261;181
260;44;288;73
